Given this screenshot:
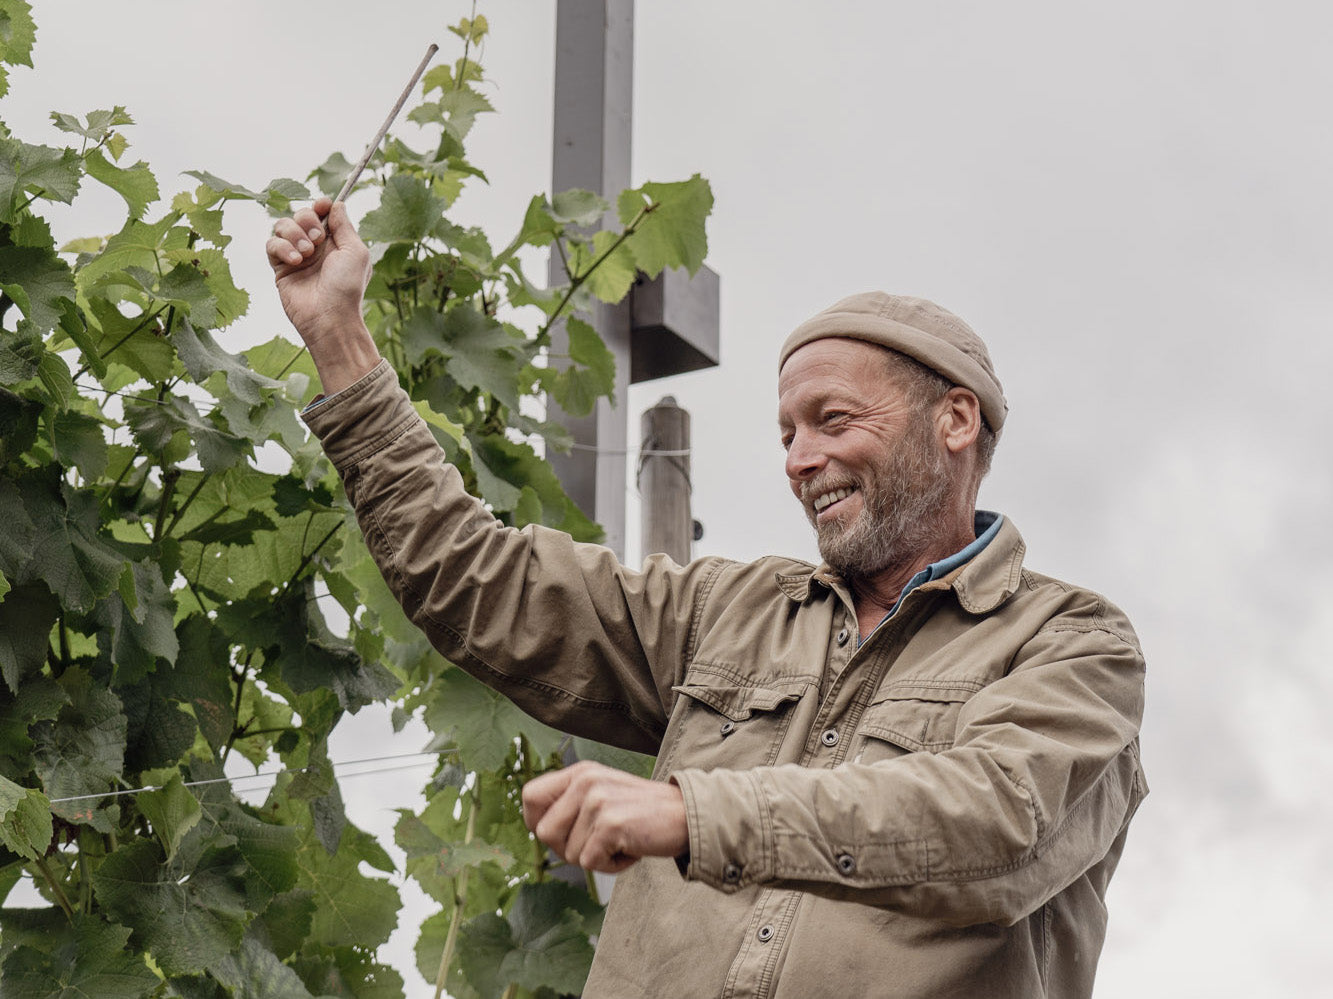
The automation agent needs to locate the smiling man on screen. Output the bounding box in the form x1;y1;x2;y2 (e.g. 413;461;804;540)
269;203;1147;998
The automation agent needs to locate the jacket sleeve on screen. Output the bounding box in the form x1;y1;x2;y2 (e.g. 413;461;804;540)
303;359;720;754
670;598;1147;926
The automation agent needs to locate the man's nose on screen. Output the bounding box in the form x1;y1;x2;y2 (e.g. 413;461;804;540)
784;430;824;482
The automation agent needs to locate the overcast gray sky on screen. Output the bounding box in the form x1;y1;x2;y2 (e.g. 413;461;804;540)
8;1;1333;995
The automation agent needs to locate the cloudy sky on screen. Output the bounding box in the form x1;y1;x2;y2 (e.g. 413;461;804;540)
8;1;1333;994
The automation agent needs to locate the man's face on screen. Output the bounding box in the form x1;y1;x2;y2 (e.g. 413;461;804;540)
777;339;951;577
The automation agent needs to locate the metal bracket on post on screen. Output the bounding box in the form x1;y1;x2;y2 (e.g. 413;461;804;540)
630;264;720;384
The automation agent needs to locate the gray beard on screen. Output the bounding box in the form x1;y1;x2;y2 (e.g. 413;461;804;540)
809;418;953;579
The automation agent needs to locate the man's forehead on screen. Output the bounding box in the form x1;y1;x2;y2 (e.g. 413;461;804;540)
777;339;900;414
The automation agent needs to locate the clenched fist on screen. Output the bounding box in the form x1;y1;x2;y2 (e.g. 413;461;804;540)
266;196;381;396
522;761;689;875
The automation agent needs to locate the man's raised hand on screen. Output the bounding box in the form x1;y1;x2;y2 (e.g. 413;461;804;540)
266;196;381;396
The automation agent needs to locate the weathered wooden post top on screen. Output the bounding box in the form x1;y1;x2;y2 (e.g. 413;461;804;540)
547;0;720;560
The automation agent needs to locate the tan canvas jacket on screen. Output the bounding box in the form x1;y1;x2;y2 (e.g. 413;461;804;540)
305;361;1148;999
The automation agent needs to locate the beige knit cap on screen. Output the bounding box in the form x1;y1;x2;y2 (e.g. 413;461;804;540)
779;292;1008;431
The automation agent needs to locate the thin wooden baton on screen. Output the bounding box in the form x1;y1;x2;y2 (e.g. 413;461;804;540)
333;42;439;203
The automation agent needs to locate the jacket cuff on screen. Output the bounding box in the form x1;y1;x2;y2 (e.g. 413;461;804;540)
300;359;417;472
671;767;773;892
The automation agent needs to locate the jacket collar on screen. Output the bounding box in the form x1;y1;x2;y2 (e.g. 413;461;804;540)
774;514;1026;614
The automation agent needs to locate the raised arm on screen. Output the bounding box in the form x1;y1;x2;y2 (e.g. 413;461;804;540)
266;196;382;395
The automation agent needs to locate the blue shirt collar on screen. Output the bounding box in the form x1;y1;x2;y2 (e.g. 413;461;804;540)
866;510;1003;639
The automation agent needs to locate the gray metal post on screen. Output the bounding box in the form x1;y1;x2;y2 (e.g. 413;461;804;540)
639;398;692;564
547;0;635;559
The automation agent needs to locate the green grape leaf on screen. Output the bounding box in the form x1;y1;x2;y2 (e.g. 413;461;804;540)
163;248;249;326
571;227;637;304
468;432;585;531
0;915;159;999
566;315;615;388
0;476;38;583
188;770;301;911
458;882;598;999
31;668;127;827
545;315;616;416
617;174;713;277
512;484;543;529
48;106;133;144
91;559;179;685
307;151;354;198
118;676;199;774
207;929;316;999
137;775;202;863
51;409;109;479
265;586;398;713
154;261;219;327
84;148;158;221
0;774;51;860
294;821;400;949
256;889;315;961
75;215;178;288
123;393;249;474
171;188;228;246
422;668;563;773
180;504;334;605
438;308;523;410
0;328;43;386
84;299;173;383
10;472;127;615
259;177;310;218
174;320;280;407
0;671;64;768
93;839;250;977
360;173;448;244
0;136;80;221
551;188;609;226
36;349;73;409
165;615;236;751
290;944;405;999
408;87;494;144
0;243;75;334
0;1;37;100
180;170;307;216
396;808;514;904
57;299;107;379
502;196;560;258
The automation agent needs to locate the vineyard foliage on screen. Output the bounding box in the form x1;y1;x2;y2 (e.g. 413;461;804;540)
0;4;711;997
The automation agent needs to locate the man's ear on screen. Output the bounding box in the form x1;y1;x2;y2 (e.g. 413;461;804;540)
939;387;982;456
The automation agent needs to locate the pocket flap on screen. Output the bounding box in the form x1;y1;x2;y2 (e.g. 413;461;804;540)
869;680;981;706
671;672;812;722
861;681;980;753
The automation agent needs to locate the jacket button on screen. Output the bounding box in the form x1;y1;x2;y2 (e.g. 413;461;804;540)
723;863;742;884
757;924;775;942
820;728;840;747
719;720;735;737
836;853;856;875
836;628;850;647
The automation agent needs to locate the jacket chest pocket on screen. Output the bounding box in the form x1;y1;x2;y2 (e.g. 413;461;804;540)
658;669;816;774
854;682;979;765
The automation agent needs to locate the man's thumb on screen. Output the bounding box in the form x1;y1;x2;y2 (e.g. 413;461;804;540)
325;202;365;252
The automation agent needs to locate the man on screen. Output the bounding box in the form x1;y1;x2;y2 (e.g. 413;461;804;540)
268;198;1147;998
